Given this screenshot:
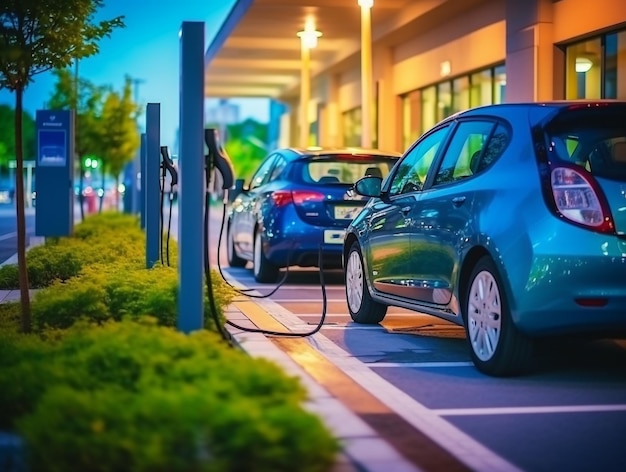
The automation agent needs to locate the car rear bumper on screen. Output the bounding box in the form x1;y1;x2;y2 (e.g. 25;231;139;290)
263;222;345;269
506;227;626;335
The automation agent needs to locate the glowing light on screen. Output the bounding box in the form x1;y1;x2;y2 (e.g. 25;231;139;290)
297;26;322;49
575;57;593;73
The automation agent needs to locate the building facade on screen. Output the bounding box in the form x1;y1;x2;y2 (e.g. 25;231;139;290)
206;0;626;153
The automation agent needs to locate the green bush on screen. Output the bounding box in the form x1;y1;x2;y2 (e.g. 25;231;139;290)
31;264;233;331
1;319;339;471
0;212;145;289
0;211;340;471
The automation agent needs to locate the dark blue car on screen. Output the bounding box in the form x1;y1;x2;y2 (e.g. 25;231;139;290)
226;147;401;282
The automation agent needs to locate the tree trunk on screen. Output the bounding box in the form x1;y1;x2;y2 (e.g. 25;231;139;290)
14;87;32;333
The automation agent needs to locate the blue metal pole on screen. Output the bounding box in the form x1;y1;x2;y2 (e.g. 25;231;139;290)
178;21;205;333
145;104;160;268
140;132;147;229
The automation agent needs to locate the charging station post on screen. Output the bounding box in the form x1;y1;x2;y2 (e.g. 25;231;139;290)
178;21;205;334
35;109;75;237
145;104;161;268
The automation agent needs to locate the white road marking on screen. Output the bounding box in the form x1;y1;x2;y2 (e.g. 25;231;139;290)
434;404;626;416
252;296;524;472
0;231;17;242
366;362;474;368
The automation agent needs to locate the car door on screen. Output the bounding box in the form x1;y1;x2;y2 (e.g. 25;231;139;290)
230;153;280;258
409;120;508;305
366;126;451;298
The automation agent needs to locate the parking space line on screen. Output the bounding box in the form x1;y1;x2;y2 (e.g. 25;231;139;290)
241;296;522;472
433;404;626;416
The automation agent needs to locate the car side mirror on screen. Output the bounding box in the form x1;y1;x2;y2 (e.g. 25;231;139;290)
353;175;382;197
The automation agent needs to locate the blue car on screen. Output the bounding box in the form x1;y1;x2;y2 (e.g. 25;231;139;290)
344;101;626;376
226;147;401;282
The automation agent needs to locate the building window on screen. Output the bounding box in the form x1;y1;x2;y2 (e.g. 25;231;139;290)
452;76;470;114
493;65;506;103
400;64;506;147
564;29;626;100
402;90;421;150
342;107;361;147
421;86;437;136
470;69;492;106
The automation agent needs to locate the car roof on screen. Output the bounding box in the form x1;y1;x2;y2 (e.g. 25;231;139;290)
450;99;626;118
275;146;402;162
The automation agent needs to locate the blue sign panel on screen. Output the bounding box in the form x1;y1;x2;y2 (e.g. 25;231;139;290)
38;129;67;166
35;110;74;237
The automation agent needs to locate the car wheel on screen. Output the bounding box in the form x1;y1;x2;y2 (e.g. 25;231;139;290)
464;256;533;376
226;223;247;268
253;231;279;283
345;241;387;324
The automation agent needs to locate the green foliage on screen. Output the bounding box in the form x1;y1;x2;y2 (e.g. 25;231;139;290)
1;211;231;330
0;0;124;91
0;104;35;167
99;75;141;178
209;119;268;182
0;318;339;471
47;68;108;165
0;212;145;289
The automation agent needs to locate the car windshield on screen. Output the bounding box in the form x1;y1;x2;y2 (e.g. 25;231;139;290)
546;107;626;181
295;155;398;185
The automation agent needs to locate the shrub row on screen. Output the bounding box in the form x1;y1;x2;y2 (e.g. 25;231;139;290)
0;211;340;471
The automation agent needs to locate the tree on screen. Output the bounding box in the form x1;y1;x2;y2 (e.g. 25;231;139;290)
48;68;107;219
99;75;140;211
0;0;124;333
207;118;268;182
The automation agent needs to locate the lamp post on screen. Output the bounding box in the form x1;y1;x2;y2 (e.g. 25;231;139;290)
297;22;321;148
359;0;373;148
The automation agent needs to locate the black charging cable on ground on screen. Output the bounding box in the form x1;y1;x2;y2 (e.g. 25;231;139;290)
202;128;329;339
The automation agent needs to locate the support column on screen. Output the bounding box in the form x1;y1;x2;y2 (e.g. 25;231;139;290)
299;45;311;147
505;0;555;102
360;1;373;148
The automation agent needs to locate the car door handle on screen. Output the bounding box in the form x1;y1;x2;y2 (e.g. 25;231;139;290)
401;206;411;214
452;196;466;206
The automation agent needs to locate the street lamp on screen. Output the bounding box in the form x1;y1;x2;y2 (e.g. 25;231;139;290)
297;21;321;148
359;0;373;148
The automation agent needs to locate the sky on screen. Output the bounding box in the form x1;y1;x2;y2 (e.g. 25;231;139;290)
0;0;269;153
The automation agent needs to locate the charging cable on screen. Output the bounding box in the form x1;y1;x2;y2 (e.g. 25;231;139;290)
159;146;178;267
202;129;330;339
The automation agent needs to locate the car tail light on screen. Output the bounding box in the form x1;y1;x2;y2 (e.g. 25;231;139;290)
271;190;294;207
271;190;326;207
291;190;326;205
550;166;615;234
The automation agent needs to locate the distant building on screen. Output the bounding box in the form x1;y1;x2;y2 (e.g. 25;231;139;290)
206;99;239;126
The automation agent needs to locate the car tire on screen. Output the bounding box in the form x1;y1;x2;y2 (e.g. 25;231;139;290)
345;241;387;324
253;231;279;283
226;223;247;268
463;256;534;376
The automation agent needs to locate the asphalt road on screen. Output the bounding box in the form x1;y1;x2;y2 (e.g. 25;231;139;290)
0;204;36;265
201;203;626;472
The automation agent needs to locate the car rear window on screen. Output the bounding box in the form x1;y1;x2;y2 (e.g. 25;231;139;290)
546;106;626;181
295;155;399;184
